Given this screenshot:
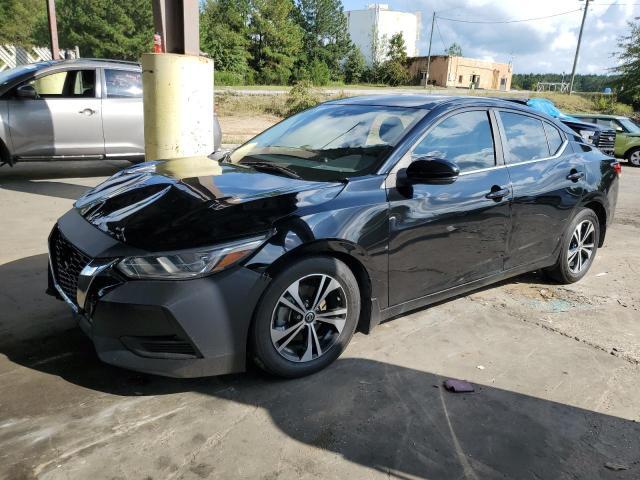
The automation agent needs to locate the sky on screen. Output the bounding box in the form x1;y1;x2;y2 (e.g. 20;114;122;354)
341;0;639;75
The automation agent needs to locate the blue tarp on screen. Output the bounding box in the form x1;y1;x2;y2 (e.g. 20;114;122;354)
526;98;580;122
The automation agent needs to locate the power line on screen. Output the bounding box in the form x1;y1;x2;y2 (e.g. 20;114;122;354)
434;17;448;52
436;8;583;24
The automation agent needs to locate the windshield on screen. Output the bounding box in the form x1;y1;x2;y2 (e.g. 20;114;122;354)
229;104;427;181
0;64;40;88
619;118;640;133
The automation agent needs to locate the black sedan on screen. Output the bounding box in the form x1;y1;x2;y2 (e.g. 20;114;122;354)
47;95;620;378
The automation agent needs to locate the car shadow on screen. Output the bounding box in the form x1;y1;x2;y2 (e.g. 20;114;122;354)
0;179;91;200
1;254;639;478
0;159;130;181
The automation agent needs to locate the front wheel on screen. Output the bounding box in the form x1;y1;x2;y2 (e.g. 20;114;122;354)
626;148;640;167
544;209;600;284
250;256;360;378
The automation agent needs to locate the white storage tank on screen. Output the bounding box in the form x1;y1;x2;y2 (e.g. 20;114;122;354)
345;3;420;64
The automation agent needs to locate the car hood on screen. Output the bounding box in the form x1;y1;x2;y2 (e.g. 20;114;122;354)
74;156;344;251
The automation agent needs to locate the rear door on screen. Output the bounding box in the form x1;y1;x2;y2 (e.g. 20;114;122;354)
387;108;512;306
8;68;104;158
101;68;144;158
497;110;585;269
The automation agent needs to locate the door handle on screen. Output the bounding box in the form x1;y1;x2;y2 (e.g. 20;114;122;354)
566;171;585;182
485;186;510;200
78;108;96;116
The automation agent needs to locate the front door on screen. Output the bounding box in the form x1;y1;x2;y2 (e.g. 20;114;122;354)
8;69;104;158
387;109;512;306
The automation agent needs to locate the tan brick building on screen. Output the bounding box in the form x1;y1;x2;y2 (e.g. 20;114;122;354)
408;55;513;91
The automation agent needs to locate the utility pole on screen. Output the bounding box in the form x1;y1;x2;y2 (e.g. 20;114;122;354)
424;12;435;88
46;0;60;60
569;0;591;95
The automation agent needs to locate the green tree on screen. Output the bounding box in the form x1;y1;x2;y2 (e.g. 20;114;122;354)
343;47;366;84
250;0;303;84
200;0;251;76
380;59;409;86
308;58;330;85
295;0;351;80
386;32;407;64
446;42;462;57
54;0;153;60
616;21;640;105
380;32;409;86
0;0;46;46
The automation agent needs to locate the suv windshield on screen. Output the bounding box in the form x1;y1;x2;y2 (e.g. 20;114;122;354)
229;104;426;181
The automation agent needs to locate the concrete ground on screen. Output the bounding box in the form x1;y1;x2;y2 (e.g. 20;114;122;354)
1;160;639;480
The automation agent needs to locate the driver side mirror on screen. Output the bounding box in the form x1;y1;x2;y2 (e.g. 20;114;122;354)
616;126;624;133
403;158;460;185
15;84;39;100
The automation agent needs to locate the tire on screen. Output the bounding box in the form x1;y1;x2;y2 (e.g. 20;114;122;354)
544;209;600;284
626;147;640;167
250;256;360;378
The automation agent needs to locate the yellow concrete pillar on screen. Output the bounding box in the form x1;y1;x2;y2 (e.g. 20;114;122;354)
141;53;214;160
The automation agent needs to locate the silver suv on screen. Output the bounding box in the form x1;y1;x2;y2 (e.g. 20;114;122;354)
0;59;222;166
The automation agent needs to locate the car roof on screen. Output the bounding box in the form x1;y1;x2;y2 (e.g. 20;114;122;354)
325;94;535;111
573;113;626;120
33;58;140;71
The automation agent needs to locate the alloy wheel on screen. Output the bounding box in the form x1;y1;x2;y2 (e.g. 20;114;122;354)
567;220;596;274
630;151;640;166
270;274;348;363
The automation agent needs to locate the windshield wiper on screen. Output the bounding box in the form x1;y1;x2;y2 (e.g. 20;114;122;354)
241;161;301;179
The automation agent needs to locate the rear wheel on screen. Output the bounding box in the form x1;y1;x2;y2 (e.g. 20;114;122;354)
626;148;640;167
250;256;360;378
544;209;600;284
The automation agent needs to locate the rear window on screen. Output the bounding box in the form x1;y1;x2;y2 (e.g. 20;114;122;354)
500;112;550;164
104;69;142;98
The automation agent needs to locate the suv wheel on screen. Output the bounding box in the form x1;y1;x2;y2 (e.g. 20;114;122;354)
544;208;600;284
250;256;360;378
626;148;640;167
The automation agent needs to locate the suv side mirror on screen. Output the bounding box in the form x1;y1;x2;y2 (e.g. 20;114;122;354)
404;158;460;185
15;84;39;99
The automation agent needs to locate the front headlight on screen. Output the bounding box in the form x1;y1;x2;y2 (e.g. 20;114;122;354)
117;234;267;280
579;129;596;145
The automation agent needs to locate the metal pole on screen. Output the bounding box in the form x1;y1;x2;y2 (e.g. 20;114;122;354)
152;0;199;55
569;0;590;95
46;0;60;60
424;12;435;88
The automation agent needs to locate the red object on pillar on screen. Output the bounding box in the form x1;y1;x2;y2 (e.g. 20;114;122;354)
153;33;163;53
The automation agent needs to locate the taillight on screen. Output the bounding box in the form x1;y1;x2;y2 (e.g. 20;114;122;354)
612;161;622;176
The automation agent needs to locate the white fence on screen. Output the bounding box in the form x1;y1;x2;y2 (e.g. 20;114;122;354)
0;45;80;72
0;45;53;71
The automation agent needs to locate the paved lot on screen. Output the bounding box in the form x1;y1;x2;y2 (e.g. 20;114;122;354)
1;160;639;480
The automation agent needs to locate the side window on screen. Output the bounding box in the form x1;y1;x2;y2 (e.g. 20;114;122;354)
543;122;564;155
104;69;142;98
412;110;496;173
27;70;95;98
500;112;550;164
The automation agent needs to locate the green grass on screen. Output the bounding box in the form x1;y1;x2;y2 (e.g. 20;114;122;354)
216;85;634;119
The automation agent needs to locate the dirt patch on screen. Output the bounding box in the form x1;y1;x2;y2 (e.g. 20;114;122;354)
219;115;280;144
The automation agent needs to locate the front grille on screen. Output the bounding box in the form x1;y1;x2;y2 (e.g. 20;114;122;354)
49;226;92;306
596;129;616;153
